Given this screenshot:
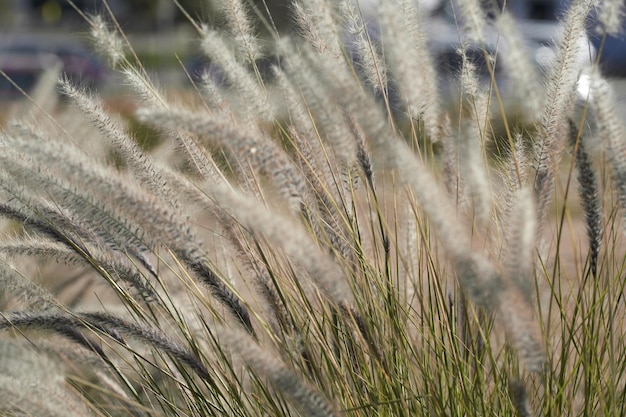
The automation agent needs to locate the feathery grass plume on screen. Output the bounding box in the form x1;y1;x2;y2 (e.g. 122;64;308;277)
497;281;546;372
587;70;626;216
277;40;358;165
0;138;151;256
534;0;594;230
122;68;226;183
199;70;229;112
495;132;530;244
274;68;330;181
0;198;158;312
285;124;353;260
87;14;125;67
377;0;442;140
222;225;292;334
374;133;501;306
569;119;602;277
458;48;493;226
219;326;343;417
79;312;213;381
200;26;272;123
441;120;468;208
597;0;625;35
496;11;544;120
0;260;59;311
2;127;254;334
203;181;355;307
341;0;387;93
502;187;537;301
136;105;307;214
508;379;534;417
292;0;343;59
221;0;262;65
455;0;487;44
347;113;375;192
0;236;158;304
0;311;212;383
0;338;97;417
59;78;179;210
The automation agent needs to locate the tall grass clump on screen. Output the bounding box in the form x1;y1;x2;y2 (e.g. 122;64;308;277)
1;0;626;415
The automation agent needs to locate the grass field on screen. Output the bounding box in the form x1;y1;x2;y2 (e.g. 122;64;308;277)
1;0;626;416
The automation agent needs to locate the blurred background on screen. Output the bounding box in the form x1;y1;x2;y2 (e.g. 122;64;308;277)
0;0;624;101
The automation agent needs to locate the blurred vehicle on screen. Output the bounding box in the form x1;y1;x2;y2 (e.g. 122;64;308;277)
0;50;59;98
593;34;626;77
0;36;108;99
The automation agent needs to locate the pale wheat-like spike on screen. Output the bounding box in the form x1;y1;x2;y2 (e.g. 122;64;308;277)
292;0;343;59
87;14;125;67
459;120;492;227
204;182;355;307
122;67;226;183
588;71;626;225
499;190;545;372
223;224;293;332
569;119;602;277
377;0;442;140
535;0;594;230
2;130;254;333
0;236;158;302
597;0;625;35
59;78;180;210
495;132;530;248
368;127;503;306
175;130;227;183
346;113;374;191
121;67;166;108
441;118;468;209
137;106;307;213
502;187;537;300
497;281;546;372
459;46;491;132
78;312;213;381
496;12;544;120
219;326;344;417
0;143;154;256
275;68;332;183
278;41;357;163
222;0;262;65
399;0;442;141
0;237;80;265
0;339;98;417
287;126;349;256
542;0;594;132
0;175;159;303
0;260;59;311
455;0;487;44
341;0;388;93
458;48;492;224
200;26;272;123
199;71;229;112
0;311;213;383
508;379;534;417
